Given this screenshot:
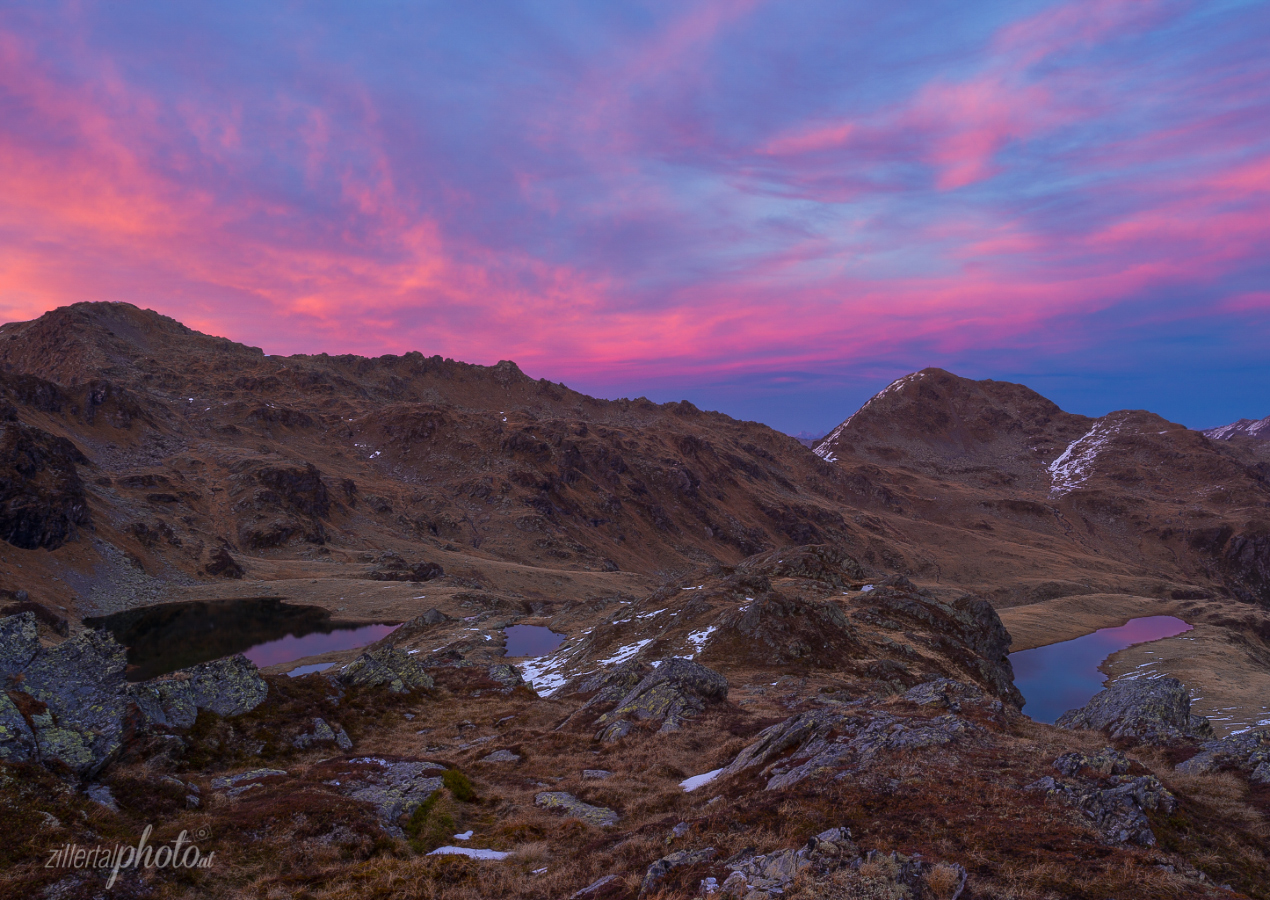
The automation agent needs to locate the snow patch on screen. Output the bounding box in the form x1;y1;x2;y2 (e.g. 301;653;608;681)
681;768;723;792
685;626;716;658
1048;419;1121;497
428;847;509;860
598;639;652;667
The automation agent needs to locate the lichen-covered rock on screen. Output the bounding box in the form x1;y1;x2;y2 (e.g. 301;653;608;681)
640;847;715;896
724;827;863;896
338;647;434;693
0;611;40;679
487;663;524;689
211;768;288;798
127;676;198;730
187;654;269;716
596;719;632;743
1176;728;1270;778
735;544;866;587
1056;677;1213;745
337;758;446;832
593;658;727;733
1027;773;1176;846
721;709;847;779
20;628;129;776
534;791;620;827
0;692;36;762
904;677;992;713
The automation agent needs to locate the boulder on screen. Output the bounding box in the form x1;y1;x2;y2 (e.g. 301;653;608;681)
479;749;521;763
1056;677;1213;745
129;654;269;729
487;663;524;689
0;692;36;762
1052;747;1131;778
337;758;446;833
534;791;619;827
723;827;862;897
593;658;728;735
338;647;434;693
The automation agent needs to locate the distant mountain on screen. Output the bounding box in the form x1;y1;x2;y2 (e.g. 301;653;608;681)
1204;416;1270;441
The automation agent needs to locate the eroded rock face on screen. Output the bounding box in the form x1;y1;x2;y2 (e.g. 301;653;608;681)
338;647;434;693
1056;677;1213;745
0;613;270;776
534;791;619;827
0;421;91;551
332;758;446;835
592;658;727;738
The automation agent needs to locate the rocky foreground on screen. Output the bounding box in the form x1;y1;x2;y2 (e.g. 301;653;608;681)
3;559;1270;900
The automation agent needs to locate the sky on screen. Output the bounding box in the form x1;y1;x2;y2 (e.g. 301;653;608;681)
1;0;1268;435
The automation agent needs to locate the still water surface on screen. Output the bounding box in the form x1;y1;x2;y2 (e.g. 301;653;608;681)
1009;615;1192;723
503;624;565;658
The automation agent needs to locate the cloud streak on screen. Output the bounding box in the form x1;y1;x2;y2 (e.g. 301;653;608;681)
0;0;1267;429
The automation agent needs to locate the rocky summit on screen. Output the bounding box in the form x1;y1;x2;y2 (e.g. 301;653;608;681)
2;303;1270;899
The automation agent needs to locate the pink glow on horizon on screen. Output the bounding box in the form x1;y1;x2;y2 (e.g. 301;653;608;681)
0;0;1266;424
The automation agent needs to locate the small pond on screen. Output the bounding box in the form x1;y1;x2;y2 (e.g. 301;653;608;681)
86;597;398;681
503;624;565;658
1009;615;1192;723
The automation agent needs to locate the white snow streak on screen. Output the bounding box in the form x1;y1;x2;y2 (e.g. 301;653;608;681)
1047;419;1120;497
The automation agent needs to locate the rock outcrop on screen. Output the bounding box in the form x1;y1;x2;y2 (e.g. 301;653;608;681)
1056;676;1213;745
0;614;127;775
850;576;1023;705
640;847;715;896
1176;729;1270;783
335;758;446;834
129;654;269;729
337;647;434;693
1027;760;1176;847
721;707;981;790
0;421;91;550
592;658;728;738
293;717;353;751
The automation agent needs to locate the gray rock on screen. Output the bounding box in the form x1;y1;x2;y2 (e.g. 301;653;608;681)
534;791;620;827
1053;747;1131;778
640;847;715;896
487;663;524;689
293;717;353;750
211;768;288;791
583;769;612;779
338;647;434;693
480;749;521;763
1056;677;1213;745
1026;773;1176;846
595;719;633;743
0;691;36;763
904;677;986;712
20;628;129;776
1176;728;1270;777
188;655;269;716
84;784;119;812
129;654;268;730
722;708;980;790
593;658;728;733
339;758;446;829
1252;761;1270;785
726;827;860;895
0;612;40;679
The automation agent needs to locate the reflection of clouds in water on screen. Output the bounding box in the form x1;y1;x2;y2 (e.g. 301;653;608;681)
1010;616;1191;725
244;623;400;668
